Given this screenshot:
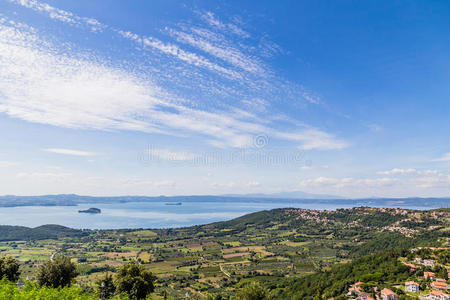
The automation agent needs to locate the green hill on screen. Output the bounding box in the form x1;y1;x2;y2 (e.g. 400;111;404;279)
0;224;85;242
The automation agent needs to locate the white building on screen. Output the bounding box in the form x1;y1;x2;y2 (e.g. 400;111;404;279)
428;290;450;300
405;281;419;292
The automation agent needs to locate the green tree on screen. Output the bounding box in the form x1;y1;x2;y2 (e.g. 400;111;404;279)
37;254;78;288
97;273;116;299
115;261;155;300
234;282;270;300
0;256;20;282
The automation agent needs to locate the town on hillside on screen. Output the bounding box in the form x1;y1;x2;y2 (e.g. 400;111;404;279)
347;247;449;300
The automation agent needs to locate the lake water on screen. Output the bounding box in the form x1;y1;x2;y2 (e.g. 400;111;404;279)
0;200;444;229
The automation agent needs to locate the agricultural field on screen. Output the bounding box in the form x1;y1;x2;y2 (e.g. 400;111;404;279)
0;207;448;299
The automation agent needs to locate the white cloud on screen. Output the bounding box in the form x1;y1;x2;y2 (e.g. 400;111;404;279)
9;0;106;32
0;161;19;167
120;178;176;188
43;148;96;156
300;165;328;171
377;168;417;175
137;33;242;80
168;28;265;74
247;181;261;187
212;181;236;188
299;176;401;190
293;129;348;150
199;11;250;38
377;168;441;176
0;4;347;151
16;172;71;181
298;170;450;197
366;123;382;132
433;153;450;162
147;148;198;161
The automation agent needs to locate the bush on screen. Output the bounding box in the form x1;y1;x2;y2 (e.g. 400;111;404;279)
234;282;271;300
37;255;78;288
97;273;116;299
0;256;20;282
115;262;155;300
0;277;96;300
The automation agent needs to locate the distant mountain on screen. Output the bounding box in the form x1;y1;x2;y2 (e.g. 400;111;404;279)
223;190;343;199
0;194;448;208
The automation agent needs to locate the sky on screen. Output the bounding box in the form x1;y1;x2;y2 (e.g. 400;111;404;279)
0;0;449;198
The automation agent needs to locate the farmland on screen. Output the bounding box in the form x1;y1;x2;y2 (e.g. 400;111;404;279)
0;207;448;299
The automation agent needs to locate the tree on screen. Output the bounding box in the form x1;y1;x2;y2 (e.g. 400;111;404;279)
97;273;116;299
436;267;449;280
234;282;270;300
115;261;155;299
37;254;78;288
0;256;20;282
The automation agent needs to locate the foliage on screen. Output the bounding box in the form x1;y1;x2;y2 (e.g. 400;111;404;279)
97;273;116;300
0;225;85;242
234;281;271;300
115;262;155;300
0;256;20;282
37;254;79;288
0;277;97;300
279;249;410;299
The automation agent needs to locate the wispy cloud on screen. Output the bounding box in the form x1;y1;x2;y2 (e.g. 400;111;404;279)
198;11;250;38
433;152;450;162
299;176;400;189
16;171;72;181
9;0;106;32
43;148;96;156
377;168;417;175
0;160;19;167
167;28;265;74
117;30;242;80
299;168;450;196
377;168;440;176
120;178;176;188
147;148;198;161
1;2;347;150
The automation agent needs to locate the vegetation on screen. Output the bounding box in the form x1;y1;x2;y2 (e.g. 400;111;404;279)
0;207;447;299
234;282;271;300
280;249;410;299
0;224;85;242
115;262;155;300
37;254;78;288
0;256;20;282
96;273;115;299
0;278;100;300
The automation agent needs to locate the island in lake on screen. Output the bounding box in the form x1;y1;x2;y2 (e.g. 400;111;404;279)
78;207;101;214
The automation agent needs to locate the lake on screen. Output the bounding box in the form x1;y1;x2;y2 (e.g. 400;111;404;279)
0;199;444;229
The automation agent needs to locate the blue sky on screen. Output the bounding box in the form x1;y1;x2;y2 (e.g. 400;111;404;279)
0;0;449;197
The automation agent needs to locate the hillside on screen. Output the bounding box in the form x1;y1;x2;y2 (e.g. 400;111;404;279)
0;224;85;242
0;207;448;299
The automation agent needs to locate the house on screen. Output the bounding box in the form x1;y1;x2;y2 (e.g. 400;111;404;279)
358;292;372;300
425;272;436;280
381;288;398;300
405;281;420;292
428;290;450;300
416;258;435;267
348;282;363;296
423;259;435;267
432;281;449;291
